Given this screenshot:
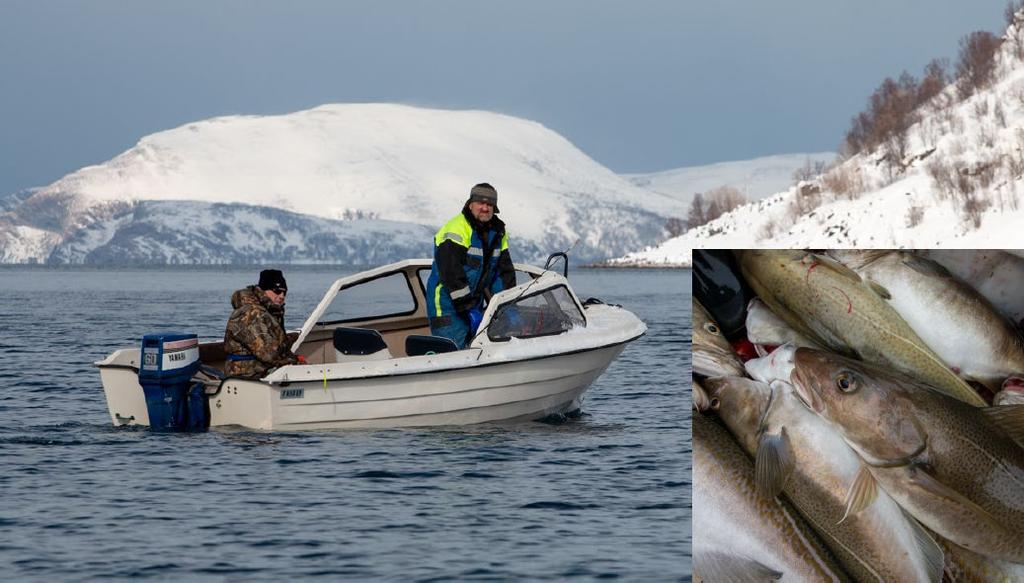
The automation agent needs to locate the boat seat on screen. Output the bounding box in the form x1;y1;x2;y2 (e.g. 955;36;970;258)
333;327;392;362
405;334;459;357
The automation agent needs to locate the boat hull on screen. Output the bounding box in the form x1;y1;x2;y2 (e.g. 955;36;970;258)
98;343;626;430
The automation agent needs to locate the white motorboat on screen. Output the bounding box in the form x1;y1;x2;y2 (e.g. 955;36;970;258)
96;257;646;430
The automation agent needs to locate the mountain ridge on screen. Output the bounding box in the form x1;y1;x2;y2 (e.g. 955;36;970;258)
1;103;684;265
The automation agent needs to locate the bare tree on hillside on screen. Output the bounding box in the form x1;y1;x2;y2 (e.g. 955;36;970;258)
707;186;747;216
917;59;949;107
686;193;708;230
879;73;920;164
665;217;686;238
1007;1;1024;58
842;72;919;162
843;111;873;157
686;187;748;230
956;31;1002;98
792;157;829;183
1006;0;1024;26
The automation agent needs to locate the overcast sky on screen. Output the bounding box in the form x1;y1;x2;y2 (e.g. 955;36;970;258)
0;0;1014;196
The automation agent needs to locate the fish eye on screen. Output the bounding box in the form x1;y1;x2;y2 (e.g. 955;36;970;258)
703;323;720;336
834;372;857;393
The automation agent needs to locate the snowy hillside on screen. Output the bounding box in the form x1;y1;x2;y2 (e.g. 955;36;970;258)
622;152;834;209
0;104;684;265
47;201;446;265
615;11;1024;267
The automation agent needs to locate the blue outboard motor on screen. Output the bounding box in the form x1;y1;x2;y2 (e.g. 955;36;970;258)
138;332;208;431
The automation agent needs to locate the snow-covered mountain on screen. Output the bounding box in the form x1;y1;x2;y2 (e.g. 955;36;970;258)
49;201;446;265
616;11;1024;267
0;104;685;265
622;152;834;209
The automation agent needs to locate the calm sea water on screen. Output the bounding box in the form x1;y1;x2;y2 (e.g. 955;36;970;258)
0;266;691;581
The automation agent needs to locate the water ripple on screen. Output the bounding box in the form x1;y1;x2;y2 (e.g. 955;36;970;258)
0;266;690;580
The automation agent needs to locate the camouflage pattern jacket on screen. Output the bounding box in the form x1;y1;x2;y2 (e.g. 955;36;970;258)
223;286;298;378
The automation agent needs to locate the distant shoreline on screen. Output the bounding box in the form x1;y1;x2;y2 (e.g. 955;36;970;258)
586;262;691;269
1;262;692;270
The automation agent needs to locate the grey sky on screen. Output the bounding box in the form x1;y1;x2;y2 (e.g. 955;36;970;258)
0;0;1013;196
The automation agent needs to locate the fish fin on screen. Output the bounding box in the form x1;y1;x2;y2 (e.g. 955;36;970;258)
755;428;793;498
880;329;987;406
902;254;954;279
901;509;945;583
865;278;892;300
980;405;1024;448
811;253;864;284
839;249;891;269
694;551;783;582
839;464;877;524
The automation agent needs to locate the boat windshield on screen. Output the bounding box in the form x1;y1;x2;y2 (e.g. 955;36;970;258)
487;285;585;341
417;268;527;292
318;271;418;324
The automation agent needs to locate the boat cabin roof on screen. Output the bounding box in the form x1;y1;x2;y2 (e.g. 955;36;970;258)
290;259;569;352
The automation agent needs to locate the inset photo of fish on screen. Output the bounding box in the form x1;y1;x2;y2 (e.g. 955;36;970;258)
691;249;1024;582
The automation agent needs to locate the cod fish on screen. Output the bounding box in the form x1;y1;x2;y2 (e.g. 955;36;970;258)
791;348;1024;563
692;412;848;582
693;298;746;377
746;298;822;355
735;250;984;406
704;376;943;582
937;537;1024;583
918;249;1024;327
832;250;1024;392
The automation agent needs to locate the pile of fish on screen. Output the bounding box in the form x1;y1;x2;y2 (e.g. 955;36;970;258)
692;249;1024;583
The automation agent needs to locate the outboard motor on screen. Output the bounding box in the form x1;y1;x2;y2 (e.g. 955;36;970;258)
138;332;208;431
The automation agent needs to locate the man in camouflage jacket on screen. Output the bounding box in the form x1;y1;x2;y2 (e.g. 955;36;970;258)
223;269;301;378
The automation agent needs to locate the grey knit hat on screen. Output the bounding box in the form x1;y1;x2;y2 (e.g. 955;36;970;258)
466;183;499;213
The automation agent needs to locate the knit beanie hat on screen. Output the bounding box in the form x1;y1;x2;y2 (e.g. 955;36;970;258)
257;269;288;293
466;183;499;213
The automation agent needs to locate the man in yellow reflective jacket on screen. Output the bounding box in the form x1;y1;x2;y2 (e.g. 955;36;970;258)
426;183;516;348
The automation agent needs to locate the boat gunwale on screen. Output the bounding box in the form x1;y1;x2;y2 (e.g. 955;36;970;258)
95;331;645;387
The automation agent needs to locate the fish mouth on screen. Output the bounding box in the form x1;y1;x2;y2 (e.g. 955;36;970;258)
1002;375;1024;393
693;346;745;376
789;366;824;413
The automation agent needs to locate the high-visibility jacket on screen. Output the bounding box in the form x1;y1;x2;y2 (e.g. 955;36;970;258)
426;208;515;321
